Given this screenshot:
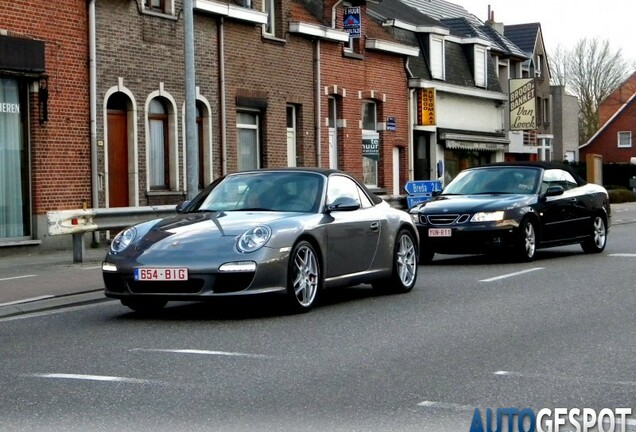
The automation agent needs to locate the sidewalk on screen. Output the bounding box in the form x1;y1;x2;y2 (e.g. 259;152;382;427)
1;202;635;319
0;245;111;318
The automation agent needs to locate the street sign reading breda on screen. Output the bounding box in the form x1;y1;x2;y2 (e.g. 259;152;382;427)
404;180;442;208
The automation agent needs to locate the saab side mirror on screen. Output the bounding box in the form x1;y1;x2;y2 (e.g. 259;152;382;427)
175;200;190;213
543;185;564;198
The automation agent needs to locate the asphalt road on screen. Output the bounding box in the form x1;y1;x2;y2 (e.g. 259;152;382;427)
0;210;635;431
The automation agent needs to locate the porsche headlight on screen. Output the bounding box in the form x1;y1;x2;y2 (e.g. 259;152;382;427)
237;226;271;253
110;227;137;253
471;211;505;223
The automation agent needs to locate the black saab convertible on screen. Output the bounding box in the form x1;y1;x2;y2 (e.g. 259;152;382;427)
409;162;611;262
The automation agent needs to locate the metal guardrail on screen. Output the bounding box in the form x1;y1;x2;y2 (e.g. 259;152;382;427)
47;205;177;263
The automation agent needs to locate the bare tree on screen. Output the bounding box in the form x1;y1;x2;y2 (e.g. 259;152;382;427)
549;37;634;143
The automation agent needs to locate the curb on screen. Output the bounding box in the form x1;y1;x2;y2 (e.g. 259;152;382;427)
0;290;112;319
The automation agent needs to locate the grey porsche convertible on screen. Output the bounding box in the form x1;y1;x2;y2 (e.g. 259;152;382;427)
102;168;419;313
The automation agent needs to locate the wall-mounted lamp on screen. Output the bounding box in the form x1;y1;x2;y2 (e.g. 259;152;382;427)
38;74;49;124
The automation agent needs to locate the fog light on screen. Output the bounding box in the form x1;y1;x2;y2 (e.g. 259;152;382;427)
219;261;256;272
102;262;118;272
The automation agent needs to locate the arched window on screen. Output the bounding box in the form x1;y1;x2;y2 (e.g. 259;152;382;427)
148;98;169;189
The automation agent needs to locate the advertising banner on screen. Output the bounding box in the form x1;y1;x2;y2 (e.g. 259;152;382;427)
417;88;435;126
509;78;536;130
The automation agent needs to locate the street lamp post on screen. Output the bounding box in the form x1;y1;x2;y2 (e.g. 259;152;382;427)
184;0;198;201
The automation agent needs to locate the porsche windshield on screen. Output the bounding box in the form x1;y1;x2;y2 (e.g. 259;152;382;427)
197;172;324;213
443;167;540;195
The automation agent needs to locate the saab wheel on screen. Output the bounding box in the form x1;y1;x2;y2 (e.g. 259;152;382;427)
121;298;167;313
287;240;320;313
515;219;536;262
373;229;418;294
581;215;607;253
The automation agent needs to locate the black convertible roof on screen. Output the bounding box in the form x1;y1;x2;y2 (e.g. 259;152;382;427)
478;161;587;186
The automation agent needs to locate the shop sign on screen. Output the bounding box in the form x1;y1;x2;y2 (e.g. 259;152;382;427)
509;78;536;130
417;88;435;126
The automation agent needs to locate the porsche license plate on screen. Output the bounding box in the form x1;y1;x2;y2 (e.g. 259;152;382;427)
428;228;452;237
134;268;188;281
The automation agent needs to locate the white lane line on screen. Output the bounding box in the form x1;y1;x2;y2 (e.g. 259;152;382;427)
131;348;273;359
495;370;636;387
610;253;636;257
0;295;55;308
417;400;474;411
25;373;157;385
0;275;36;282
480;267;544;282
81;266;102;270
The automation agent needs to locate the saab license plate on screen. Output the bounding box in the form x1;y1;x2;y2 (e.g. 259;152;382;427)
428;228;452;237
134;268;188;281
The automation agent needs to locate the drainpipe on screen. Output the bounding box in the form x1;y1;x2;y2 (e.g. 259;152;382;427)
88;0;98;245
218;17;227;175
315;39;321;167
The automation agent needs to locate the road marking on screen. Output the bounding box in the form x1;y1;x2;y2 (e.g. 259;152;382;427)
610;253;636;257
25;373;156;385
81;266;102;270
131;348;273;359
0;295;55;308
480;267;544;282
0;274;36;282
417;400;474;411
495;370;636;386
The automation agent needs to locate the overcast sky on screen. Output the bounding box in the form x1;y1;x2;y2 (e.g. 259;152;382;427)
451;0;636;65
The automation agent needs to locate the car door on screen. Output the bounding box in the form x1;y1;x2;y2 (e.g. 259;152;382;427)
324;175;381;277
538;169;579;242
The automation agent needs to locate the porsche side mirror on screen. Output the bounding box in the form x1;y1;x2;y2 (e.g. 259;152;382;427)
326;197;361;212
175;200;190;213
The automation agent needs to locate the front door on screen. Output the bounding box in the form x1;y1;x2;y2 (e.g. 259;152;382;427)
107;110;129;207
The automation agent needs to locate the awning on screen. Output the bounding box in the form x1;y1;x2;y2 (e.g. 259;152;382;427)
440;131;509;152
445;140;508;151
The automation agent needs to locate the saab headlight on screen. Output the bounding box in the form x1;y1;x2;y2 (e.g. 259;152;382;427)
110;227;137;253
237;226;271;253
471;211;505;223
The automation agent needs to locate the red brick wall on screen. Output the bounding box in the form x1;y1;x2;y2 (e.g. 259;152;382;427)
599;73;636;126
320;6;411;191
0;1;90;213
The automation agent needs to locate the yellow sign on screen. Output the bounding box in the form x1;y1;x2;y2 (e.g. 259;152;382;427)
417;88;436;126
509;78;536;130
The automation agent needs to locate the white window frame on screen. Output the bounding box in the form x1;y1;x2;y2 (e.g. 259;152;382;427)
237;110;260;171
286;105;297;167
430;35;445;80
263;0;275;36
618;131;632;148
474;45;487;88
361;100;378;187
144;0;174;15
535;54;543;77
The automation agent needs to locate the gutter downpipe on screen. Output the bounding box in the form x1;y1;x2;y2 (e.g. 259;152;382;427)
315;39;321;167
88;0;99;246
331;0;344;28
218;17;227;175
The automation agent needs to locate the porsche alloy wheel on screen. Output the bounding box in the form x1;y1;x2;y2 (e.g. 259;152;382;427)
287;241;320;312
373;229;418;293
581;215;607;254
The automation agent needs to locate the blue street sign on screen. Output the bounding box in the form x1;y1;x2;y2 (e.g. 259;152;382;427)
404;180;442;196
407;195;432;208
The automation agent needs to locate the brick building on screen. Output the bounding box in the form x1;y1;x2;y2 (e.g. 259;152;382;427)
0;1;90;249
580;72;636;163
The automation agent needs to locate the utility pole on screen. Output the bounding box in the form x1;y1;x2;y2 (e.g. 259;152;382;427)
184;0;198;201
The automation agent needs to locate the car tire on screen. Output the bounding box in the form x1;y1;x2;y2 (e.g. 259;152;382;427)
121;298;167;313
515;218;537;262
373;229;418;294
581;215;607;254
286;240;321;313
